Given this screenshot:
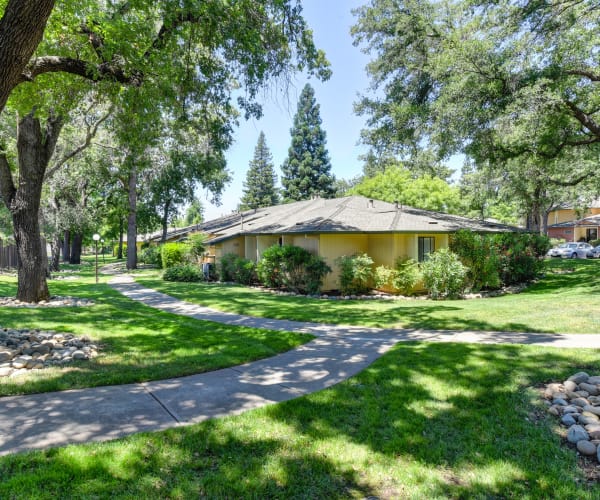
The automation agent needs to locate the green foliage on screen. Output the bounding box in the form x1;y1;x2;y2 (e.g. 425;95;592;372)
184;198;204;226
420;248;468;300
373;258;420;295
493;233;551;285
335;253;374;295
161;242;189;269
281;84;335;201
163;264;204;282
349;165;464;214
450;230;501;292
257;245;331;294
139;245;162;267
187;233;207;263
589;239;600;247
240;132;279;210
113;243;127;259
217;253;257;285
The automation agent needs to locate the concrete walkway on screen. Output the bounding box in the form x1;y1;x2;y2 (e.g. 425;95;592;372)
1;276;599;457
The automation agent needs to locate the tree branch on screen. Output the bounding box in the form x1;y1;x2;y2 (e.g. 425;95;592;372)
45;104;114;180
21;56;143;86
565;99;600;138
566;69;600;82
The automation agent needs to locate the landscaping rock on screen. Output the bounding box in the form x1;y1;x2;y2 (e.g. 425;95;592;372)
553;397;568;406
569;372;590;384
563;405;580;414
579;413;599;426
580;383;600;396
567;425;589;444
571;397;589;408
0;296;94;308
562;414;577;426
578;440;597;456
583;405;600;416
564;380;578;392
0;327;100;377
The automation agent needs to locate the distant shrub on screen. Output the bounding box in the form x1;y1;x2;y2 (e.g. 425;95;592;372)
187;233;207;263
590;238;600;247
336;253;374;295
218;253;238;282
139;245;161;266
450;229;501;291
161;242;189;269
421;248;468;300
257;245;330;294
163;264;203;282
113;243;127;259
493;232;550;285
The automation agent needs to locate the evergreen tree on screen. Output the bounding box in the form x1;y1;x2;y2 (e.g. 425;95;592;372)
281;84;335;201
240;132;279;209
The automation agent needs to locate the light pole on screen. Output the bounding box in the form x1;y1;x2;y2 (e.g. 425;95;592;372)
93;233;100;283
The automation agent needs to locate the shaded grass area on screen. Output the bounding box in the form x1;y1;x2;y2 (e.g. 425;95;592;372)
0;269;311;397
2;342;599;498
135;259;600;334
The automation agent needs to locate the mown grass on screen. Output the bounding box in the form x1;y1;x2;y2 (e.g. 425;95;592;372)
134;258;600;334
0;262;311;397
2;342;599;498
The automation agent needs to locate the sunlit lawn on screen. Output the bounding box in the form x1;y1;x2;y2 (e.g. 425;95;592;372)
2;342;599;498
135;258;600;334
0;262;311;397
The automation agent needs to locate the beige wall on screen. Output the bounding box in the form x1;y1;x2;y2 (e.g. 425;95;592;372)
289;234;319;255
256;235;279;260
320;233;368;290
214;237;244;259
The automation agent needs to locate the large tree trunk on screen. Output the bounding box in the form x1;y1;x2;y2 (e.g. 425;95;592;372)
0;1;55;115
0;112;62;302
62;229;71;262
50;235;60;272
69;232;82;264
126;163;137;270
160;199;171;243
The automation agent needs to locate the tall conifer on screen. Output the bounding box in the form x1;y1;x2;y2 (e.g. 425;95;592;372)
281;84;335;201
240;131;279;210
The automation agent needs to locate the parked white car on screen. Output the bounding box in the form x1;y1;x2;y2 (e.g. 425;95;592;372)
547;243;567;257
555;242;593;259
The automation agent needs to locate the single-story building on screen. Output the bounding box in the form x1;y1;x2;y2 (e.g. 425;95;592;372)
183;196;517;290
548;215;600;243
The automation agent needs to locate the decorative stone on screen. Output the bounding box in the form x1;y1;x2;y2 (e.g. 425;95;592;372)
569;372;590;384
588;396;600;406
579;383;600;396
588;376;600;385
578;440;597;456
575;391;590;398
0;367;13;377
72;350;87;360
567;425;589;443
564;380;578;392
583;405;600;416
563;405;580;414
571;398;589;408
553;398;568;406
579;413;599;426
561;414;577;426
548;406;560;416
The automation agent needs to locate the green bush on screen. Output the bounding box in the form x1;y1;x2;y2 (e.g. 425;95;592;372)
113;243;127;258
257;245;331;294
590;238;600;247
161;242;189;269
218;253;239;282
421;248;468;300
233;257;257;285
139;245;161;266
493;232;550;285
335;253;374;295
450;229;501;291
392;257;421;294
163;264;203;282
187;233;207;263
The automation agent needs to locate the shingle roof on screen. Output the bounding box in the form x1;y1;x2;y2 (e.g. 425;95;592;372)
193;196;518;244
549;214;600;228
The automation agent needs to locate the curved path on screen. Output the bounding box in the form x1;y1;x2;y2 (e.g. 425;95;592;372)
1;276;599;456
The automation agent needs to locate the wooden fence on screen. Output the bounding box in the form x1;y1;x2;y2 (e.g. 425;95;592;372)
0;239;48;270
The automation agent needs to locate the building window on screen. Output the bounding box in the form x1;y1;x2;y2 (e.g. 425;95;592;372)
587;228;598;242
418;236;435;262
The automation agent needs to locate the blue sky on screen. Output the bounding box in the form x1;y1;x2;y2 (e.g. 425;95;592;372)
202;0;371;219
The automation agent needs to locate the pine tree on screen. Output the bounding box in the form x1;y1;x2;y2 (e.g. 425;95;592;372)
281;84;335;201
240;131;279;210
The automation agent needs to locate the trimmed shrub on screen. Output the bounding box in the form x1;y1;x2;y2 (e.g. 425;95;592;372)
233;257;257;285
257;245;331;294
392;257;421;294
218;253;239;282
450;229;501;291
161;242;189;269
421;248;468;300
139;245;161;266
335;253;374;295
163;264;203;282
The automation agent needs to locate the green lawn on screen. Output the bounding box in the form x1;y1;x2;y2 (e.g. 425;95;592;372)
0;264;311;397
2;342;599;498
135;259;600;334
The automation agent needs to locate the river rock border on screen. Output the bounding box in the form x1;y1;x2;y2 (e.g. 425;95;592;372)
0;328;100;378
544;372;600;462
0;296;94;307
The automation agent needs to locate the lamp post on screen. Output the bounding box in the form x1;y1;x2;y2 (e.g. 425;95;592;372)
93;233;100;283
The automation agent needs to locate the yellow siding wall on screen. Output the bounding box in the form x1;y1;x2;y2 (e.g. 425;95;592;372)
214;237;244;259
256;235;279;260
290;234;319;254
244;236;257;261
550;207;598;224
320;234;368;290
